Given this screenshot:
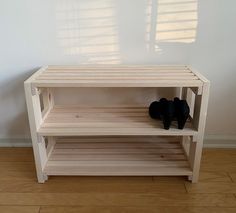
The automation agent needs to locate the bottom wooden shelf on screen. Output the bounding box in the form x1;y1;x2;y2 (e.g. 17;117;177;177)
44;137;192;176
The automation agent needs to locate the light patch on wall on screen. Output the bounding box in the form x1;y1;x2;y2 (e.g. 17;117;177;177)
146;0;198;51
56;0;121;64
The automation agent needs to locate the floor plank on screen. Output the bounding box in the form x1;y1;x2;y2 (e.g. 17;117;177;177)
153;172;233;183
0;193;235;207
228;172;236;182
164;207;236;213
0;170;36;181
39;206;236;213
198;171;232;182
0;162;35;171
185;182;236;193
0;179;186;193
39;206;162;213
0;206;39;213
201;149;236;172
0;148;34;162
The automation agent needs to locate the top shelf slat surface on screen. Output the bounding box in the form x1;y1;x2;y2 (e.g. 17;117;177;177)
28;65;205;88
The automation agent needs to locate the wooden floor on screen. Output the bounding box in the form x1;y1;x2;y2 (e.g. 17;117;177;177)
0;148;236;213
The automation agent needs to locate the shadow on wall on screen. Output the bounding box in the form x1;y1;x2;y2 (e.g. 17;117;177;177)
0;68;39;138
56;0;121;64
55;0;198;63
146;0;198;52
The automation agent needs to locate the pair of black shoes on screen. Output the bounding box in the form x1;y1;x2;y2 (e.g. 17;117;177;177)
149;97;190;130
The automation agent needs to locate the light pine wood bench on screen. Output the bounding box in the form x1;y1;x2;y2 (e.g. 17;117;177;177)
24;65;210;183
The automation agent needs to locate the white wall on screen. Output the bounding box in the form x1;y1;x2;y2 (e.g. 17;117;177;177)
0;0;236;143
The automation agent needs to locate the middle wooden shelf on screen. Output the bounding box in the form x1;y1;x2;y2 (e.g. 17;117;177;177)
38;105;197;136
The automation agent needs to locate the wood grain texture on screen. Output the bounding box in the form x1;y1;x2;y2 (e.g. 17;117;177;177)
0;148;34;162
43;137;192;176
38;106;197;136
39;206;236;213
29;65;204;88
0;180;186;194
24;81;48;183
40;206;162;213
199;171;232;182
0;206;40;213
0;170;36;181
185;182;236;194
201;149;236;172
0;148;235;212
0;193;235;206
228;173;236;182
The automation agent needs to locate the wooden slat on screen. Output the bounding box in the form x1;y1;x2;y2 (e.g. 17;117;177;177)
26;65;204;88
37;76;199;80
55;142;181;148
52;149;184;155
47;65;188;70
32;79;203;88
44;166;192;176
43;137;192;176
55;136;181;143
39;129;196;136
47;161;189;167
44;70;193;75
189;66;210;83
38;106;196;136
50;154;186;161
24;66;47;83
43;71;194;75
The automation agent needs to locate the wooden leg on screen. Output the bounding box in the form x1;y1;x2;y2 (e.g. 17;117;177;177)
190;82;210;183
181;136;197;182
36;136;48;183
24;83;48;183
189;140;203;183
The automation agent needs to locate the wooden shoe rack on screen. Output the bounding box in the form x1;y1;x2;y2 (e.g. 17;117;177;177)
24;65;210;183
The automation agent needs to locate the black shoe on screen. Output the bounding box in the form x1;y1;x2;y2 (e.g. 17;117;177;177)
149;98;175;130
159;98;175;130
149;101;161;119
174;97;190;129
